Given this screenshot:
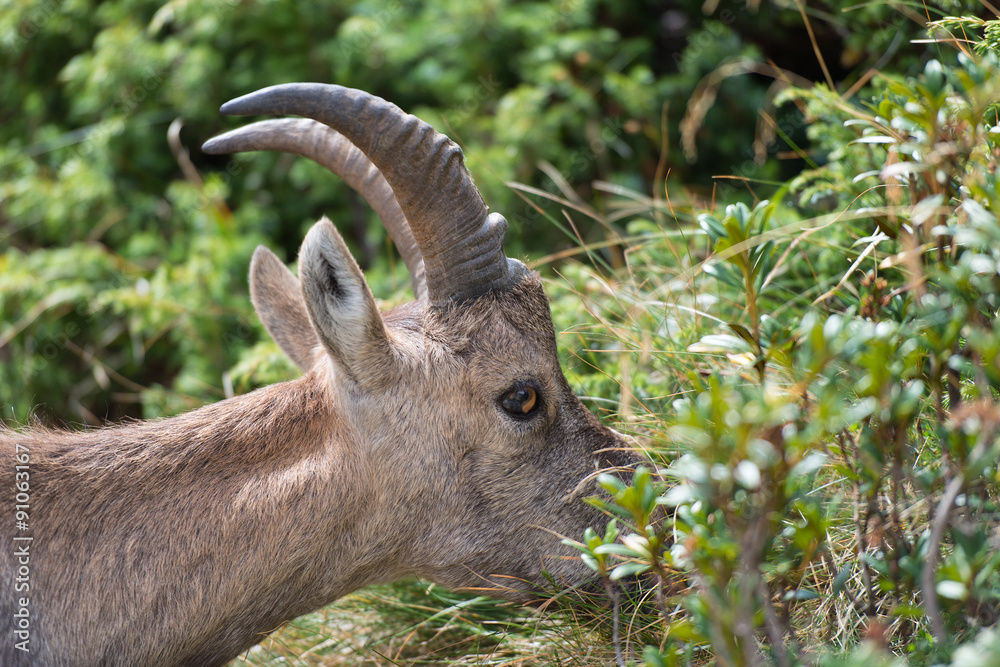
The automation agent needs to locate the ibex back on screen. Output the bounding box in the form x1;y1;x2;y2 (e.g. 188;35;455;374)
0;84;635;666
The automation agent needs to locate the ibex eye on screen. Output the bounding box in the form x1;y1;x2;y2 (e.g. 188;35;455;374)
500;383;540;418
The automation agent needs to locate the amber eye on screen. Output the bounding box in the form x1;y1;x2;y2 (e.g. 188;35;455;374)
500;384;540;418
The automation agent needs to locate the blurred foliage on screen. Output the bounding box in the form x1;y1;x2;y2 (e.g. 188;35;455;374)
0;0;954;423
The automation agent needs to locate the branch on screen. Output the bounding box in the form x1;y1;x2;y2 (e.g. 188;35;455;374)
922;474;964;644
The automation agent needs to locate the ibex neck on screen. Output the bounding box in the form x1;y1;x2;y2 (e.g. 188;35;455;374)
16;374;396;666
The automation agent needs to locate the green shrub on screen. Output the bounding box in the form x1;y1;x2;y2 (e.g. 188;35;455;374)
564;49;1000;667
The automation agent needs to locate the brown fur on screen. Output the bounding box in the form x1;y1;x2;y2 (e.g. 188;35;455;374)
0;221;634;666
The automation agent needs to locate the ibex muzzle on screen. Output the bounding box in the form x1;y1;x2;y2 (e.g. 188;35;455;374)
0;84;636;666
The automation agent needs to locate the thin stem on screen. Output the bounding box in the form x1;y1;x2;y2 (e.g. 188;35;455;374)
745;266;764;381
854;480;876;617
923;475;964;644
606;578;626;667
758;578;791;667
654;572;669;625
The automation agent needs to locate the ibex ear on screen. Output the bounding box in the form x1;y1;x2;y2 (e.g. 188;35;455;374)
298;217;395;386
249;246;320;372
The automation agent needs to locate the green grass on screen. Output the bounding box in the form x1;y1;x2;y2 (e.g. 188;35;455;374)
229;581;623;665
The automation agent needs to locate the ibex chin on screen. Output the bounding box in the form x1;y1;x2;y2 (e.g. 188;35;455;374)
1;84;636;666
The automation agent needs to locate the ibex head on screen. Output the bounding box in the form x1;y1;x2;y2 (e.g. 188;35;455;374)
0;84;638;667
202;84;635;600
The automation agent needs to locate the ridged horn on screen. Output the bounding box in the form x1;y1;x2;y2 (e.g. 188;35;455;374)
202;118;426;300
207;83;527;306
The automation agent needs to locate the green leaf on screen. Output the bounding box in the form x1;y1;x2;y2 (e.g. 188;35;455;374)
594;543;642;557
643;646;668;667
852;135;896;144
727;322;757;347
782;588;821;601
666;618;701;642
610;561;652;580
832;566;853;594
585;497;634;519
688;333;751;354
697;213;726;240
936;580;968;601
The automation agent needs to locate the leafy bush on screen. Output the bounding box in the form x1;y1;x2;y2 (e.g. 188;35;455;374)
556;48;1000;667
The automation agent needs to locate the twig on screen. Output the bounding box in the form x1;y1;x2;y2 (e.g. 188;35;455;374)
605;579;626;667
736;515;772;667
793;0;835;91
854;480;876;617
654;572;669;625
922;421;991;644
167;118;204;188
922;475;964;644
695;573;739;667
736;570;760;667
64;339;148;394
757;579;791;667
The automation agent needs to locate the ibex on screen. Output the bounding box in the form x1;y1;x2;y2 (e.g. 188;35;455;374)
0;84;635;666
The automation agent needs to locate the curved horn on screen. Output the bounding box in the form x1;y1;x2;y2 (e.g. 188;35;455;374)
202;118;427;300
207;83;527;306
